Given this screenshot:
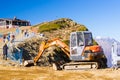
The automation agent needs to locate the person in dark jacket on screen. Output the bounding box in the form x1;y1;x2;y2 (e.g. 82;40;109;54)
3;43;8;60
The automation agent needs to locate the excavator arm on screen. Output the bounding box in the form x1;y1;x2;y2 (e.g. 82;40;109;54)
34;38;70;63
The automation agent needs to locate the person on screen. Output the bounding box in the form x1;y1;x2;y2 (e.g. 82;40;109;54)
3;41;8;60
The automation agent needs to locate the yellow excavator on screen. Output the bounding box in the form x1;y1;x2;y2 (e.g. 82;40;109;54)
24;31;107;70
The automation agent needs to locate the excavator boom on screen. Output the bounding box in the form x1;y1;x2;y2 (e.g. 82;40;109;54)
34;41;46;63
34;38;70;63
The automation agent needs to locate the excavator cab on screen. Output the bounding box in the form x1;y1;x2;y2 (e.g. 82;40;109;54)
61;31;107;70
70;31;93;61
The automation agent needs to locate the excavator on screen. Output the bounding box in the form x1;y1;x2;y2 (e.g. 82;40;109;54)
24;31;107;70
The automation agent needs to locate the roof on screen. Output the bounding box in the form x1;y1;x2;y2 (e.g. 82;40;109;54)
0;17;29;22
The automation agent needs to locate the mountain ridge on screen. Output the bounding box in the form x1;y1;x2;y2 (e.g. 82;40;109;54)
33;18;88;40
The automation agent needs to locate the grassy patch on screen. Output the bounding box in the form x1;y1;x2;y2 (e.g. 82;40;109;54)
76;25;88;31
38;23;61;32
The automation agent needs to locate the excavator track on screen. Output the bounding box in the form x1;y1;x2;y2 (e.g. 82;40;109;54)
61;62;98;70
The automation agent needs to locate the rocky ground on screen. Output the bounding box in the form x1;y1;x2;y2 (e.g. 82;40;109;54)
0;65;120;80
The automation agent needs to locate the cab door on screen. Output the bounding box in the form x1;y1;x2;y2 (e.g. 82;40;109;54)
70;32;85;61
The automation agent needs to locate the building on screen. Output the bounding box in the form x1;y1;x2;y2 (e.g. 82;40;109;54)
0;17;31;28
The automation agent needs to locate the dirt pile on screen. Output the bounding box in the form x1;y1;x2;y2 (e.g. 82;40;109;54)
17;37;70;66
17;37;42;60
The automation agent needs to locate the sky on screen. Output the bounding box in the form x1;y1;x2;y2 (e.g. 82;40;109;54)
0;0;120;41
